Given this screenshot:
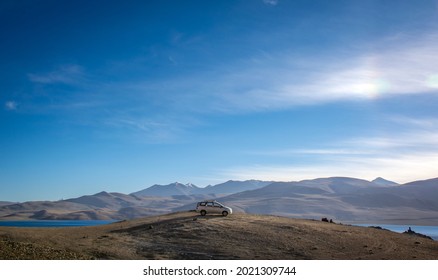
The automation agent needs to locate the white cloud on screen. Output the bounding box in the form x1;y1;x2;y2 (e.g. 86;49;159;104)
28;65;85;85
86;33;438;143
209;34;438;112
76;33;438;117
5;101;18;111
427;74;438;88
222;151;438;184
221;124;438;184
221;151;438;184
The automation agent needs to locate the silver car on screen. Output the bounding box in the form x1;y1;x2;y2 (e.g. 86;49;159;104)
196;200;232;216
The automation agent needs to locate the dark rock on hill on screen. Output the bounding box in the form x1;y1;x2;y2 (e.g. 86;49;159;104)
403;227;433;240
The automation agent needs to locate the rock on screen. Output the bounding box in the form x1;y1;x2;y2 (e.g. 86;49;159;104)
403;228;433;240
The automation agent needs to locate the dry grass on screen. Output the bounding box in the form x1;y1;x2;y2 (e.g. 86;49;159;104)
1;211;438;260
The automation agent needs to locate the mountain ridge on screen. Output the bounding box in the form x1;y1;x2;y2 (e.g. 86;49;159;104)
130;182;202;197
372;177;399;187
1;176;437;224
131;180;274;197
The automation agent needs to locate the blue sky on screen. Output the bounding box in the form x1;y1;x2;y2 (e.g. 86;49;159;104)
2;0;438;201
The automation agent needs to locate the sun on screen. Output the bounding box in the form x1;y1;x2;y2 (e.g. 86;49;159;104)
349;79;391;99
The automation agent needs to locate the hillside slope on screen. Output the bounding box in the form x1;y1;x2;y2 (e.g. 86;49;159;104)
1;211;438;260
0;201;15;207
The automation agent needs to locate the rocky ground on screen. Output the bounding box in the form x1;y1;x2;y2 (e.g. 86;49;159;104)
1;211;438;260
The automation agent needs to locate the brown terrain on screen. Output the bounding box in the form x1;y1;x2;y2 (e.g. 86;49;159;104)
1;211;438;260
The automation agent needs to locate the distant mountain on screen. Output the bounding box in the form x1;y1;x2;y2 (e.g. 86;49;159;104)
372;177;399;187
399;177;438;189
0;201;14;207
2;177;438;223
218;177;378;218
66;191;143;209
0;191;209;220
395;177;438;202
131;182;201;197
131;180;273;197
201;180;273;194
218;177;438;223
225;177;379;199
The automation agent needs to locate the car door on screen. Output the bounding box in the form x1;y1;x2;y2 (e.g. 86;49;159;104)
212;202;223;214
206;201;216;213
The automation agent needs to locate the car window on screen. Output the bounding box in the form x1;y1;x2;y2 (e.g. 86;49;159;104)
206;202;214;207
199;202;206;206
213;202;221;207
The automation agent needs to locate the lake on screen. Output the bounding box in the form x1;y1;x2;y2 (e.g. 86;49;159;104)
0;220;117;228
355;224;438;240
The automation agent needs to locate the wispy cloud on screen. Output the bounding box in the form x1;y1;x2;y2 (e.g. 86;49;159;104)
221;151;438;184
389;115;438;130
102;113;203;143
4;101;18;111
263;0;279;6
24;32;436;124
122;33;438;115
249;148;372;157
62;32;438;142
221;118;438;183
104;117;174;141
17;32;438;145
28;65;85;85
203;34;438;112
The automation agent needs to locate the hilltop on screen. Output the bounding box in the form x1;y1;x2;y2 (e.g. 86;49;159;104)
1;211;438;260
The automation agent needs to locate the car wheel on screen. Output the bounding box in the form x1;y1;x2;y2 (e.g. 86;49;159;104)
222;211;228;217
200;210;206;216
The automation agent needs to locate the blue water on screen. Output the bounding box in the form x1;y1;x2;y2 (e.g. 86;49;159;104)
355;224;438;240
0;220;117;228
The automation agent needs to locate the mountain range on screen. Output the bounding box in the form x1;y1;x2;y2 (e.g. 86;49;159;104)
130;180;273;196
0;180;269;220
1;177;438;225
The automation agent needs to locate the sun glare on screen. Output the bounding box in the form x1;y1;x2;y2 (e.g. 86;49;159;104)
355;79;391;99
427;74;438;88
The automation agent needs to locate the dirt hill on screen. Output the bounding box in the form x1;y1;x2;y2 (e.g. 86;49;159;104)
1;211;438;260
